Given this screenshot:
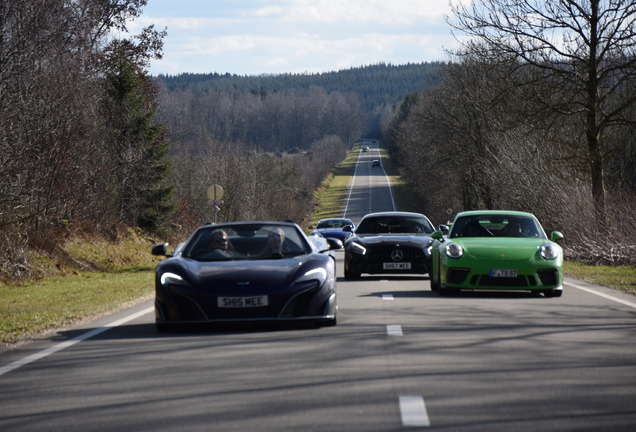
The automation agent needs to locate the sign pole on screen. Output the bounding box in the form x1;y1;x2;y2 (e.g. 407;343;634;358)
207;184;224;224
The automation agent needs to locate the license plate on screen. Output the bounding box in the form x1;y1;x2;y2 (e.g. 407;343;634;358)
383;262;411;270
217;296;268;308
490;269;518;278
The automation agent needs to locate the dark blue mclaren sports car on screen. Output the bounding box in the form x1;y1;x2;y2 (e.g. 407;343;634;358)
151;221;342;331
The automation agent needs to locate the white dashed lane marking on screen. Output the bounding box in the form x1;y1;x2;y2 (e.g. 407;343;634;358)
399;396;431;427
387;325;403;336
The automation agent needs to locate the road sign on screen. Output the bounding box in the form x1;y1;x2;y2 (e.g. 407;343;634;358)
207;184;224;201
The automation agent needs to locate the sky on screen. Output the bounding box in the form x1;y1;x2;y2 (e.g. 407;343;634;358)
126;0;462;76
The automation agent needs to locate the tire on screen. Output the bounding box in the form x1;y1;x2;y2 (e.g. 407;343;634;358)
438;286;459;296
429;262;440;291
344;265;361;280
319;316;337;327
155;322;172;332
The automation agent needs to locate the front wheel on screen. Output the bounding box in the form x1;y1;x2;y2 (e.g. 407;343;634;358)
344;264;361;280
438;286;459;296
318;316;337;327
430;279;439;292
429;262;439;291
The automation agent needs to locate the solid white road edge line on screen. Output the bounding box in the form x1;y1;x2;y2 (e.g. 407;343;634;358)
399;396;431;427
342;144;365;218
0;306;154;378
568;281;636;309
387;325;403;336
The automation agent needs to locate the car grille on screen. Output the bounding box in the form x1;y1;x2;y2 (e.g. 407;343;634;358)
279;282;320;318
477;275;529;287
174;295;206;320
448;269;469;284
446;268;560;289
537;269;559;286
367;245;424;262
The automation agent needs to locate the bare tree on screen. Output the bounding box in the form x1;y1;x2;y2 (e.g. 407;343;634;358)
449;0;636;226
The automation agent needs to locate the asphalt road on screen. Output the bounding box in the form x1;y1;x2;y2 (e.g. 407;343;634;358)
343;145;396;222
1;145;635;431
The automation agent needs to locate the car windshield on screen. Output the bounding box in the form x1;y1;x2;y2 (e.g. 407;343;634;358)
355;216;434;234
183;224;312;261
449;215;546;239
316;219;353;229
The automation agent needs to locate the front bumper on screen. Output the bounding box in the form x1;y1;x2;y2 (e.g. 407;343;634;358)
441;263;562;291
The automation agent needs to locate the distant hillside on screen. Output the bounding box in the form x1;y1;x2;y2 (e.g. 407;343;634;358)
157;62;448;112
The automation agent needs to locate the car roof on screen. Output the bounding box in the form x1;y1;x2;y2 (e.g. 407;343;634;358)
199;220;300;229
454;210;537;219
318;218;353;222
361;211;428;219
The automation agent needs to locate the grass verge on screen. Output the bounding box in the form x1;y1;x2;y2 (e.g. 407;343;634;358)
0;232;160;348
564;262;636;294
0;269;154;348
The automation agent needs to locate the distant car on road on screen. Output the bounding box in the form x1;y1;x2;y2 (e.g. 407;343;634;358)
151;221;343;330
343;211;435;279
429;210;564;297
310;218;355;242
372;160;380;167
362;146;370;152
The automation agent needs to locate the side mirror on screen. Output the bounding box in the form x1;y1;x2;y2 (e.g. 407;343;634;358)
438;224;449;235
326;238;343;250
151;243;169;256
431;231;444;241
550;231;564;242
343;225;352;232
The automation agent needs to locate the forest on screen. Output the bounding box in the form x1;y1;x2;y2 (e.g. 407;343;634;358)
1;0;635;281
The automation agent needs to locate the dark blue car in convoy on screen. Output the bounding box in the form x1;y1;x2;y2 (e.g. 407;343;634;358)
151;221;342;331
309;218;355;242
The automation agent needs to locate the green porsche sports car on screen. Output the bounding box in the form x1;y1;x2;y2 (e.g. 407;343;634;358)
430;210;564;297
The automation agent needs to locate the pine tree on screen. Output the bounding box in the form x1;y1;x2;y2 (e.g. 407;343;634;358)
104;42;174;231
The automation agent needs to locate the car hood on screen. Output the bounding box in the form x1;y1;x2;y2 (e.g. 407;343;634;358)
315;228;346;234
353;234;433;247
164;256;315;293
453;238;548;260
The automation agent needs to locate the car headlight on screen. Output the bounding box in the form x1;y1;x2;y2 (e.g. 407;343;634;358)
160;272;188;286
349;242;367;255
298;267;327;284
540;244;560;260
445;242;463;259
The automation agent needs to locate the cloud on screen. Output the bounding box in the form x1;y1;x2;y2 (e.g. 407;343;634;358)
250;0;451;24
125;0;457;75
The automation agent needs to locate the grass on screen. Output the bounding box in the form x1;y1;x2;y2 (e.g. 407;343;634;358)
1;143;633;348
0;231;161;349
0;269;154;347
564;261;636;294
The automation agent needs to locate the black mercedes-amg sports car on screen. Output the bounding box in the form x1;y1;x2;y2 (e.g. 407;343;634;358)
151;221;342;331
343;211;435;280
